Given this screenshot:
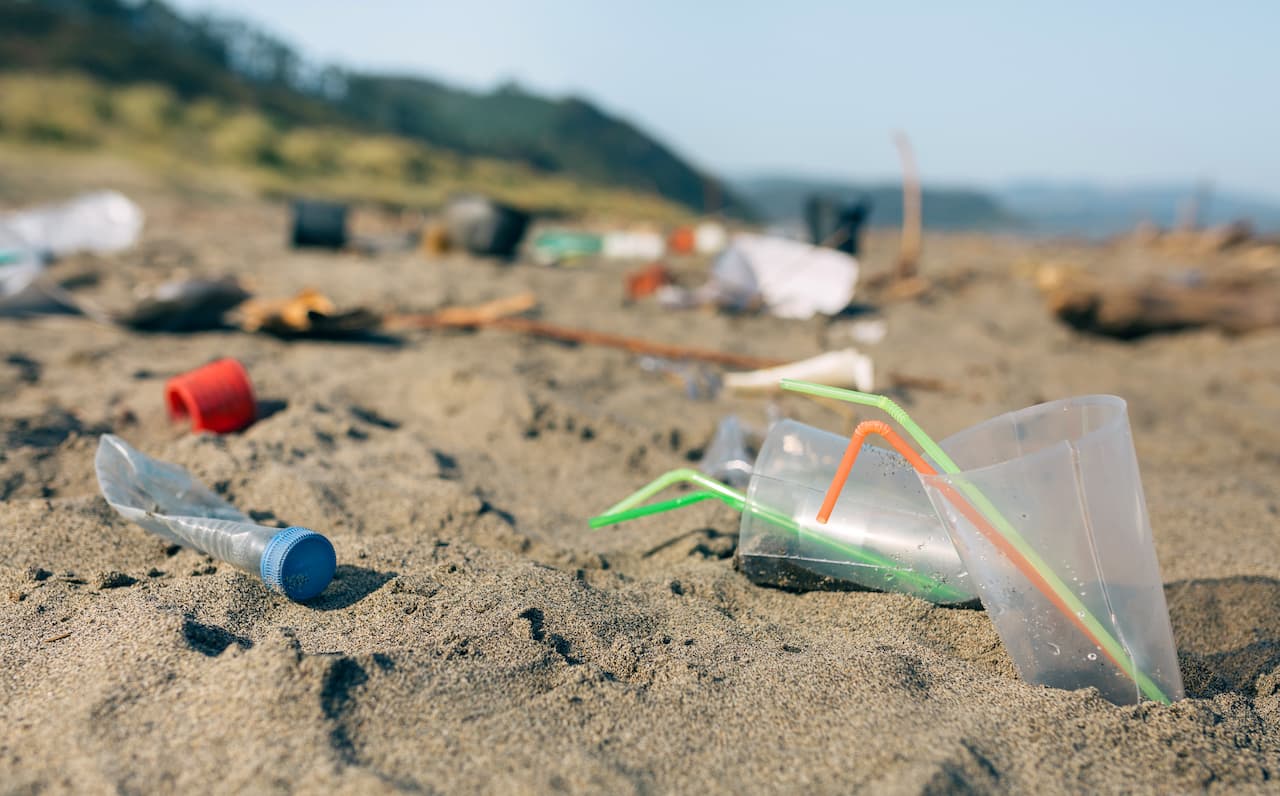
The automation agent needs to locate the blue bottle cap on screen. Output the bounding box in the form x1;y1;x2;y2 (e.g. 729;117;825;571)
260;527;336;601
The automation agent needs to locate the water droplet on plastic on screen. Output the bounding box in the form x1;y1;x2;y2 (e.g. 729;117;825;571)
1076;611;1085;618
1048;642;1061;656
1087;653;1097;661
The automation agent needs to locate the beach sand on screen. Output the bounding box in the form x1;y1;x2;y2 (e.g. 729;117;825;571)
3;157;1280;793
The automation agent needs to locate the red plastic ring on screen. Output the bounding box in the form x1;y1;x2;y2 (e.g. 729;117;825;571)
165;358;256;433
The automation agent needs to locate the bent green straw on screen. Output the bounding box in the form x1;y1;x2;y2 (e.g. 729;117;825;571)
780;379;1171;704
590;468;969;603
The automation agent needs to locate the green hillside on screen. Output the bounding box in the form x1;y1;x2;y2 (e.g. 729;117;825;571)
0;0;743;216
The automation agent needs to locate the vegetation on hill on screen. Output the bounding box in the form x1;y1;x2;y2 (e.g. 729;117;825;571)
0;0;740;217
0;71;690;221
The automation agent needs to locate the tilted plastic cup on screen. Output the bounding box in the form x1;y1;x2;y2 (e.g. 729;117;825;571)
739;419;976;604
918;396;1184;704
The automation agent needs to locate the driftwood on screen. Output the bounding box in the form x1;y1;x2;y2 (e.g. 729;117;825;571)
1040;268;1280;338
894;131;922;280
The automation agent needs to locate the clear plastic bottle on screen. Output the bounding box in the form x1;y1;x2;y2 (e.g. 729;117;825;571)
95;435;335;601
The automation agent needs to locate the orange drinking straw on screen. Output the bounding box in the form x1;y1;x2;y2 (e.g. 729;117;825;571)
815;420;932;523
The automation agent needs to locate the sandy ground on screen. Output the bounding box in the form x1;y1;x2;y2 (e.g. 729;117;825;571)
3;155;1280;794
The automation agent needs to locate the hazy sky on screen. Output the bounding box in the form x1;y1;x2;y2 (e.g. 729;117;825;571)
169;0;1280;199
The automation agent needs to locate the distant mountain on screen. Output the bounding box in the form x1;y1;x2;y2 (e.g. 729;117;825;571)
0;0;743;215
735;174;1280;236
733;176;1017;230
995;182;1280;236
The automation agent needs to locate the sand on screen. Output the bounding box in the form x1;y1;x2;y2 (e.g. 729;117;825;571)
3;156;1280;794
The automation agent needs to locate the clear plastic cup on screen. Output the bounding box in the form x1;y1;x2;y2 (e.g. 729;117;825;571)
918;395;1184;704
738;419;976;604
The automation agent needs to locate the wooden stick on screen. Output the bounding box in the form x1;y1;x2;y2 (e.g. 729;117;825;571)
894;131;922;280
487;316;789;370
383;292;538;330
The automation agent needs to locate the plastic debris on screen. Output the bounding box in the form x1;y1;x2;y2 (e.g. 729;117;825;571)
443;195;530;258
531;231;603;265
697;415;754;488
96;435;335;601
118;277;250;331
602;230;665;261
625;263;674;300
290;199;349;249
0;190;143;258
695;234;859;319
165;358;257;434
723;349;874;393
236;288;381;338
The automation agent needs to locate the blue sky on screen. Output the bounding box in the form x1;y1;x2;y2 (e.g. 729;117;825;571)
170;0;1280;199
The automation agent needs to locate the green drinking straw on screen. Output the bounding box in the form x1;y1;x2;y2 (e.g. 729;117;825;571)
779;379;1171;704
590;468;969;603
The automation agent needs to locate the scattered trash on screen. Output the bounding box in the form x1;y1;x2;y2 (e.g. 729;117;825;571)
805;195;871;255
625;262;674;301
603;230;665;261
165;358;256;434
480;317;787;370
697;415;754;488
443;195;530;258
383;292;538;330
591;421;972;605
236;288;382;338
637;357;722;400
694;221;728;255
829;318;888;346
0;190;143;258
704;234;859;319
0;256;77;317
667;226;696;254
290;199;349;249
531;230;603;265
1038;265;1280;338
724;349;874;393
782;380;1183;705
118;277;250;331
96;435;335;601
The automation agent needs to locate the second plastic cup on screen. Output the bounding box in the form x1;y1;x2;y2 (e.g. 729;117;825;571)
918;395;1184;705
739;419;976;604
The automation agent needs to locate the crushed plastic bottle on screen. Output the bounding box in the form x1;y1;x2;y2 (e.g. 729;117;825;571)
95;435;335;601
698;415;755;488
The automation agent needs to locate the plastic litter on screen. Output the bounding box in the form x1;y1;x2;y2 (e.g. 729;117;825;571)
602;230;665;261
723;349;874;393
696;415;754;488
591;408;974;604
738;418;973;602
118;277;250;331
531;231;603;265
694;221;728;255
443;195;530;259
637;357;723;400
591;454;972;604
165;358;257;434
625;263;674;300
0;256;69;316
236;288;381;339
805;195;871;256
290;199;349;249
701;234;859;319
95;435;335;601
782;380;1183;705
0;190;143;258
917;396;1184;705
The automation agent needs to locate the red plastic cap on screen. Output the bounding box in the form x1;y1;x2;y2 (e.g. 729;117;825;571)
165;358;256;434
